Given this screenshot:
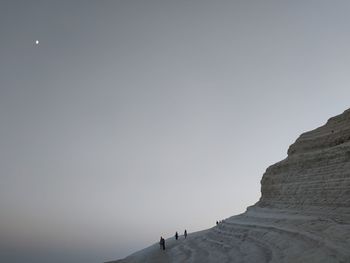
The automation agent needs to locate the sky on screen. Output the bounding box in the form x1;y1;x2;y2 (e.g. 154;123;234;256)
1;0;350;262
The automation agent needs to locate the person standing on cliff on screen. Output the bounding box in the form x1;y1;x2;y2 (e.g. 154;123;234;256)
184;229;187;239
175;231;178;240
159;237;165;250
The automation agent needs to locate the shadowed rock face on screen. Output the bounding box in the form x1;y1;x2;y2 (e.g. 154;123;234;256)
112;109;350;263
258;109;350;212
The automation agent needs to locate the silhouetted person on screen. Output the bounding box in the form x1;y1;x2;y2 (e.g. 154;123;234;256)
184;229;187;239
159;237;165;250
216;221;219;225
175;231;178;240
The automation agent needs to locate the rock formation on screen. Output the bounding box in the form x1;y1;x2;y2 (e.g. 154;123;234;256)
111;109;350;263
258;108;350;214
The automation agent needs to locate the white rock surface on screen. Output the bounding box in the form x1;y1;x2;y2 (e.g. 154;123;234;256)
110;109;350;263
259;108;350;213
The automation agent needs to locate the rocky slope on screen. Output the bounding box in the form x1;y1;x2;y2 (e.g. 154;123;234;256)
111;109;350;263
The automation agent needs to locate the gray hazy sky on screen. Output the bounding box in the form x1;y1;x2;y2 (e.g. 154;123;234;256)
1;1;350;262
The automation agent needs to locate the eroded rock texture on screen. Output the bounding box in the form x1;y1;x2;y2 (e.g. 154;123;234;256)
258;109;350;213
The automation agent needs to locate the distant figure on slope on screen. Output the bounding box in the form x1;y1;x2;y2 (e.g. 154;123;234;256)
216;221;219;225
184;229;187;239
175;231;178;240
159;237;165;250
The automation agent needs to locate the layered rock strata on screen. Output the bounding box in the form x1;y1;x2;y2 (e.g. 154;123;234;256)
258;109;350;214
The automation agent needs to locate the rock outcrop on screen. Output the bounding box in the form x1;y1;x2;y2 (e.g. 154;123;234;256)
112;109;350;263
258;108;350;215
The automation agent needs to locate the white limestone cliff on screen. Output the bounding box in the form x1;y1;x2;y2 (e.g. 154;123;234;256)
110;109;350;263
259;108;350;214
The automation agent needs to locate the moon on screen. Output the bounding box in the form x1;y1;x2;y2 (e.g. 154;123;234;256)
35;40;39;45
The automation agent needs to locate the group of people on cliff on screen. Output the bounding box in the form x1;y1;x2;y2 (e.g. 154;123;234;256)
216;219;225;225
160;221;224;250
159;230;187;250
